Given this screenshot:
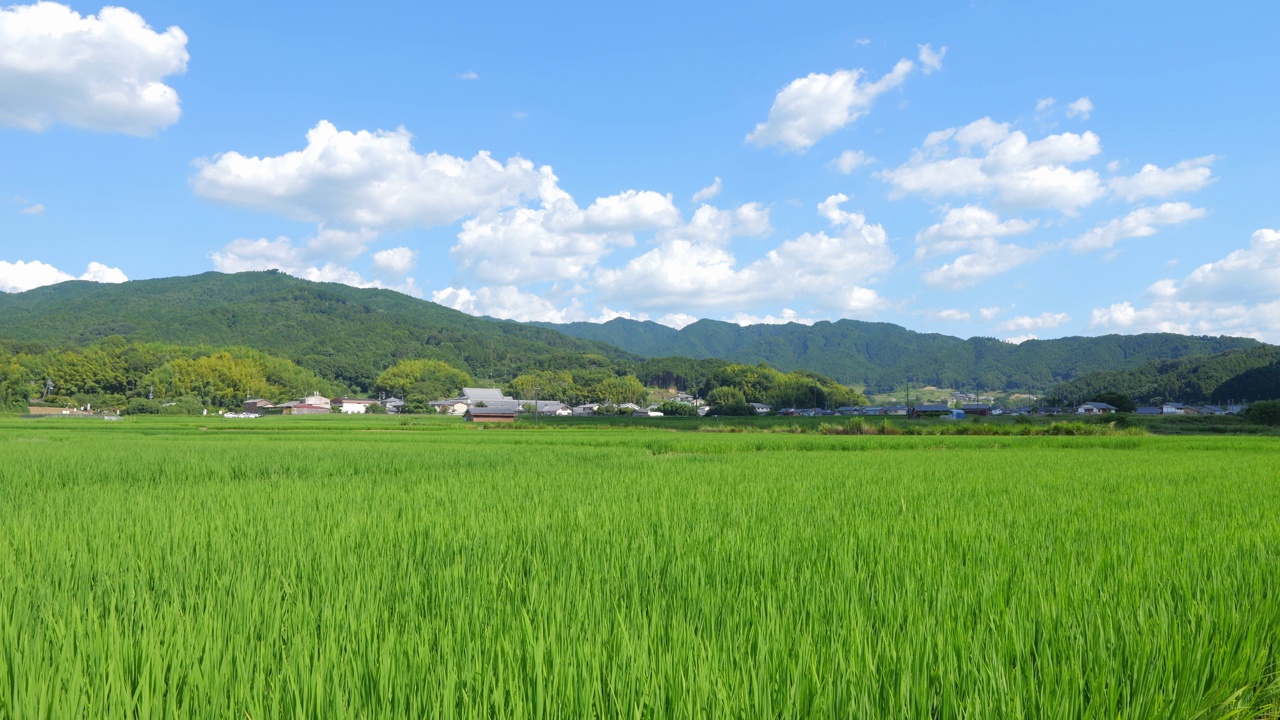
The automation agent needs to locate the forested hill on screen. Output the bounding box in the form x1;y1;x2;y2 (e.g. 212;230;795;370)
1044;346;1280;405
0;271;638;390
532;317;1264;392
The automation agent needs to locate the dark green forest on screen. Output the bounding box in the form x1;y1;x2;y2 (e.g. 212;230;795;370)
1044;346;1280;406
534;317;1261;391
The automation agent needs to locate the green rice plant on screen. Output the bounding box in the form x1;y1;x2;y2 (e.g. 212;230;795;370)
0;415;1276;718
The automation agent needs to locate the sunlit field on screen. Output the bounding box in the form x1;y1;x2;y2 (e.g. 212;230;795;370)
2;415;1278;718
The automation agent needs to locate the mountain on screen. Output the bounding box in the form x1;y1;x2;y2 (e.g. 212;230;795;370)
1044;346;1280;406
533;317;1264;392
1210;361;1280;404
0;271;637;390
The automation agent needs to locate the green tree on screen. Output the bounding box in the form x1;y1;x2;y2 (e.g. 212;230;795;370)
373;359;472;406
707;386;754;416
0;358;31;413
1245;400;1280;426
591;375;649;405
655;400;697;417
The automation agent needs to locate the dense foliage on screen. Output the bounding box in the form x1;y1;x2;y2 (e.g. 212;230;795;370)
0;271;638;390
1211;360;1280;403
0;337;343;412
699;363;866;409
537;317;1263;391
1245;400;1280;426
1045;346;1280;406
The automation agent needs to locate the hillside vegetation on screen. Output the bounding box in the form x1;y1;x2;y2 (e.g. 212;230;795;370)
0;271;636;390
534;317;1261;391
1045;346;1280;405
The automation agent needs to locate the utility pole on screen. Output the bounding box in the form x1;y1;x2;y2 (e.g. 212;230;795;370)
533;386;540;426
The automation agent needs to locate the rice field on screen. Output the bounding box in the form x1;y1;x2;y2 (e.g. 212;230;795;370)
1;414;1278;718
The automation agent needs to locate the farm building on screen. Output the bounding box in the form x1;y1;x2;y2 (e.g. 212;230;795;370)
464;408;516;423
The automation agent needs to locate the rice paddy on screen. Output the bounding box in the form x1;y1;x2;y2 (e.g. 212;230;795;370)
1;414;1278;718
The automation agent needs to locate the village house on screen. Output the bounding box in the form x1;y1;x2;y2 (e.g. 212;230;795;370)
1077;402;1118;414
334;398;382;414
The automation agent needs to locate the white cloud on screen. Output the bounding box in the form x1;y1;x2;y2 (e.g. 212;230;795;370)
1065;97;1093;119
1003;334;1038;344
1069;202;1206;251
656;313;698;330
210;227;377;273
19;203;44;215
209;230;420;296
80;261;128;284
917;44;946;74
458;71;478;80
726;308;818;326
451;183;679;285
691;177;722;202
371;247;418;277
1108;156;1216;201
854;38;871;47
882;117;1105;213
1035;97;1056;112
1089;229;1280;341
830;149;875;174
916;205;1037;258
746;55;916;152
922;238;1043;290
0;2;187;135
193;120;545;230
934;308;971;322
0;259;127;292
996;312;1070;332
979;306;1002;321
596;196;892;315
431;285;580;323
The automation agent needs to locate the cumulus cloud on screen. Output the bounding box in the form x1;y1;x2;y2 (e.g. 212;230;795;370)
1069;202;1206;251
996;312;1070;332
193;120;545;230
830;149;875;174
691;177;722;202
1065;97;1093;119
0;2;188;134
726;308;818;326
915;205;1037;258
19;203;44;215
979;306;1002;320
209;229;420;296
431;285;581;323
922;238;1043;290
0;259;127;292
882;117;1105;213
371;247;418;277
596;195;892;315
1108;156;1217;201
1035;97;1056;112
746;54;918;152
451;180;680;285
1089;229;1280;341
656;313;698;329
1003;334;1038;344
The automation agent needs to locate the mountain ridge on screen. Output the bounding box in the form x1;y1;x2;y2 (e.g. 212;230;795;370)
532;317;1265;391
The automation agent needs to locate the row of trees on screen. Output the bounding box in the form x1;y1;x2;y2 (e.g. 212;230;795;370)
0;338;344;412
700;364;866;414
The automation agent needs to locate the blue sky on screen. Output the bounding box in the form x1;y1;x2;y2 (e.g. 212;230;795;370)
2;0;1279;341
